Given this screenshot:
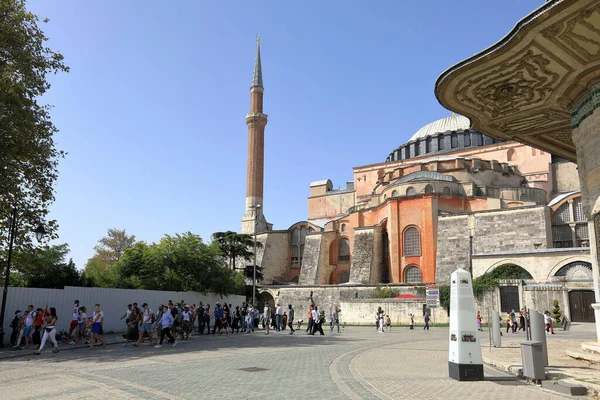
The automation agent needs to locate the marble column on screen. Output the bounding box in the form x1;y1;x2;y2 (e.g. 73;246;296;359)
571;84;600;343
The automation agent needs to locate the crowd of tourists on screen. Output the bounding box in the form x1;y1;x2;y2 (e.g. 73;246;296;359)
8;298;344;354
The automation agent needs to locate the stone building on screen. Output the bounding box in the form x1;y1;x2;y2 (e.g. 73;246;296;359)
240;35;595;325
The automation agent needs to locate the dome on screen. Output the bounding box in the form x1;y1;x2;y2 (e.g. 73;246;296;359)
409;114;470;141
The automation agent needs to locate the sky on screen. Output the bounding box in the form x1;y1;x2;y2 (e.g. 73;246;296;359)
27;0;545;269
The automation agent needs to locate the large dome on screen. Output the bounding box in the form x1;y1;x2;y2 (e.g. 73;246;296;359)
410;114;470;141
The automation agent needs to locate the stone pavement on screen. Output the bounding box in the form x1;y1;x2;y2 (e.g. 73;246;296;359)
480;323;600;398
0;326;586;399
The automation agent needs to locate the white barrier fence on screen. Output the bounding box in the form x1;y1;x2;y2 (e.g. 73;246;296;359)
0;286;245;343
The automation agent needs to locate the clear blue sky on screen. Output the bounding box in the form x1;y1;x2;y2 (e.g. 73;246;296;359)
29;0;544;268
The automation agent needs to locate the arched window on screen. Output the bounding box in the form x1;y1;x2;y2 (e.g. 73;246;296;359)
403;227;421;256
391;190;398;197
464;132;471;147
507;149;516;162
338;271;350;284
404;266;422;283
405;146;411;159
424;184;434;194
341;223;347;232
338;238;350;262
476;134;483;146
520;193;528;201
532;148;537;156
406;186;416;196
438;135;445;150
451;132;458;148
553;203;570;224
426;137;432;153
442;187;451;196
414;142;420;157
555;261;592;281
291;226;307;266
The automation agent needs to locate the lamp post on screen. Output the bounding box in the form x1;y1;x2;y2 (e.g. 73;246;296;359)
0;205;46;347
252;204;261;308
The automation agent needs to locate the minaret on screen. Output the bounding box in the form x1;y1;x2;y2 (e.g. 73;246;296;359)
242;36;269;234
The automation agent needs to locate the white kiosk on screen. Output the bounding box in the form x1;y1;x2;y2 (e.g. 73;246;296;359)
448;268;484;381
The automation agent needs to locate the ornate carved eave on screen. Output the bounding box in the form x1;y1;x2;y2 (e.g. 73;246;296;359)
435;0;600;162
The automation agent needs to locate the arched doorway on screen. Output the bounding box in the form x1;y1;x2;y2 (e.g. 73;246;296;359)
258;291;275;311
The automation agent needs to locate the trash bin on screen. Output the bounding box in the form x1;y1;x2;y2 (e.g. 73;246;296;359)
521;341;545;381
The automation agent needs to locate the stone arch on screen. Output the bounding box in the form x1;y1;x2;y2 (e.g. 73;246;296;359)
546;255;593;281
257;289;276;310
482;260;536;280
507;148;516;162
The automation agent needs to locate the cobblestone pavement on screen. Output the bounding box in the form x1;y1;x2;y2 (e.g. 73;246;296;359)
0;327;577;399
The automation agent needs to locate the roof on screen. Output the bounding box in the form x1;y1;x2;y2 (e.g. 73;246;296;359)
252;35;263;88
310;180;331;187
307;219;330;228
409;114;470;141
548;191;580;207
394;171;458;185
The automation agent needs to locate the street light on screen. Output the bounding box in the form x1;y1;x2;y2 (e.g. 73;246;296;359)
0;204;46;347
252;204;261;308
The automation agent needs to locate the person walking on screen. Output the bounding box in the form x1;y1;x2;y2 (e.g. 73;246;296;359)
263;304;270;335
156;305;177;348
67;300;80;344
331;307;341;333
35;307;59;355
310;306;324;335
275;304;283;332
90;305;106;350
476;311;483;331
287;304;295;334
123;307;139;347
135;303;154;346
409;313;414;330
307;305;314;334
423;312;430;331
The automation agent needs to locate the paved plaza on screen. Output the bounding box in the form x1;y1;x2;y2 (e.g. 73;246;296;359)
0;326;587;399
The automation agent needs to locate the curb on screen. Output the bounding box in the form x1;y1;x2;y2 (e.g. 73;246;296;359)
482;356;523;377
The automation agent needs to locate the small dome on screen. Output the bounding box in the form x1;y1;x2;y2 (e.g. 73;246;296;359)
410;114;470;141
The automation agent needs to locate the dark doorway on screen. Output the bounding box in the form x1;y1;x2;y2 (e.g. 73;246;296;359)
569;290;596;323
499;286;519;313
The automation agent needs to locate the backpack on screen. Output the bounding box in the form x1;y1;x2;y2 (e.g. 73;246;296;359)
10;315;19;329
151;313;156;324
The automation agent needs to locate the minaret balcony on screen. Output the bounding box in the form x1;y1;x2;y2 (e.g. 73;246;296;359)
246;111;268;122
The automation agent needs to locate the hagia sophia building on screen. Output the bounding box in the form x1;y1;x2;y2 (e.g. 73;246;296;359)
241;37;595;324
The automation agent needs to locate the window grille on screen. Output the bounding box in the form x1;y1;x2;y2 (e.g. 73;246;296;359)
552;225;572;248
520;193;528;201
414;143;420;157
341;223;346;232
424;184;433;194
404;266;422;283
406;187;416;196
426;138;432;153
499;286;519;313
403;227;421;256
438;136;445;150
338;238;350;261
442;187;451;196
574;198;585;222
464;133;471;146
553;203;571;224
292;245;299;265
575;224;589;247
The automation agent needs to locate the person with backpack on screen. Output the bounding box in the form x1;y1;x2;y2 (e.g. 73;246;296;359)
287;304;295;335
155;305;177;348
10;310;23;347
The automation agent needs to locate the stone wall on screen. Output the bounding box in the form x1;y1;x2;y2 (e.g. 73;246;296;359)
350;227;383;284
298;234;323;285
436;215;469;283
552;162;580;194
260;231;290;282
472;206;551;253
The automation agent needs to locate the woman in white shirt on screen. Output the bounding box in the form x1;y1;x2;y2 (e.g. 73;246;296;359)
90;305;106;350
34;308;58;355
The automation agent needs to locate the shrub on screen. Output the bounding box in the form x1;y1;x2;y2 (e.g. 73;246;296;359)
552;299;561;323
372;283;399;298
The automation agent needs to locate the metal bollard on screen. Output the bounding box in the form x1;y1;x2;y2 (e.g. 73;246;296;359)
529;310;549;366
491;310;501;347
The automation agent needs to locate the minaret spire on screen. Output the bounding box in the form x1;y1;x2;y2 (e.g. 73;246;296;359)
242;36;269;235
252;35;263;89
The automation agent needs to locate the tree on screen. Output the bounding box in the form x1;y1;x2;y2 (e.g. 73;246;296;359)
82;228;135;287
243;264;264;283
11;244;82;288
0;0;69;261
118;232;245;296
552;299;561;323
212;231;262;271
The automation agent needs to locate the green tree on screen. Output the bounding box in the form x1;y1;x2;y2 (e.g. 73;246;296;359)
552;299;561;323
372;283;399;299
82;228;135;287
212;231;262;271
243;264;264;283
11;244;82;288
0;0;69;259
118;232;244;296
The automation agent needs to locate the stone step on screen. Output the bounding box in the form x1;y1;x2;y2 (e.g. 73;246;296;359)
541;380;587;396
566;349;600;364
581;342;600;355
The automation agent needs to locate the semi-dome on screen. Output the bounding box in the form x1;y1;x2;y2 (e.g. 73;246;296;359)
410;114;470;141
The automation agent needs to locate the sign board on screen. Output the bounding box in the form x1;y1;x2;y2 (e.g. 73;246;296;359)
426;285;440;308
426;299;440;308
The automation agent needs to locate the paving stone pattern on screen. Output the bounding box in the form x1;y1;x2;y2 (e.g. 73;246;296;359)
0;328;575;399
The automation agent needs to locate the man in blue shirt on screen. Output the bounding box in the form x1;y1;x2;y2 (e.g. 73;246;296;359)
212;303;223;334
